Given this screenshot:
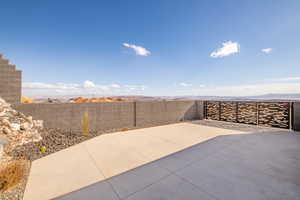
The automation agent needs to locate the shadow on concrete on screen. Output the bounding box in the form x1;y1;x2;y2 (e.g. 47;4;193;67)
55;130;300;200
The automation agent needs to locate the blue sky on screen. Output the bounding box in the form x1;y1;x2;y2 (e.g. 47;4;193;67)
1;0;300;97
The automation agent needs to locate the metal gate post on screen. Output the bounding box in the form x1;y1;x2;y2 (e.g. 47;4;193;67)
133;101;137;127
236;102;239;123
204;101;207;119
256;102;259;125
219;101;221;121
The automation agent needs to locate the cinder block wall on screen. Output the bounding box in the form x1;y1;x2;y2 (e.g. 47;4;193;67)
136;100;203;127
294;102;300;131
14;102;135;132
13;101;204;133
0;54;22;104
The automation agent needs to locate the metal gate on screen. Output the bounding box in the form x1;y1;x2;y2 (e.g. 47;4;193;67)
204;101;291;129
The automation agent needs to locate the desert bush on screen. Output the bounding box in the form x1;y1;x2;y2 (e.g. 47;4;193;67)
21;96;33;103
121;128;129;132
82;111;90;136
0;160;26;192
40;146;47;153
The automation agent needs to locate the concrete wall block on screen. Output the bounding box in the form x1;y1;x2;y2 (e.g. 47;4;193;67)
0;67;22;104
96;102;135;131
293;102;300;131
0;64;16;71
136;101;200;127
196;101;204;119
0;59;9;64
13;101;203;133
14;102;136;132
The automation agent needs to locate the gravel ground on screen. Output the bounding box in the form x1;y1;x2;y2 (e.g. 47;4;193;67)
6;128;129;161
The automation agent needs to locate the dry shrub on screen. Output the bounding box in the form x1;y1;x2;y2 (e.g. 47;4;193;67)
0;160;26;192
82;111;90;137
21;96;33;103
121;128;129;132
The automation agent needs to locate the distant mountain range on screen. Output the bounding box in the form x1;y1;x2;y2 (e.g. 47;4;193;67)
169;93;300;102
113;93;300;102
245;93;300;99
30;93;300;102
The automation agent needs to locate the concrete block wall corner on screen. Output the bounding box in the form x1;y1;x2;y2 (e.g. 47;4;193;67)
0;54;22;105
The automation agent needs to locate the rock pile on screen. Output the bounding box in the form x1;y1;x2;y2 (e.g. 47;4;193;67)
0;97;43;152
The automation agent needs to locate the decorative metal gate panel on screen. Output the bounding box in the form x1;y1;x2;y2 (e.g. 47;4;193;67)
237;102;257;125
206;101;219;120
220;102;236;122
258;102;290;129
205;101;291;129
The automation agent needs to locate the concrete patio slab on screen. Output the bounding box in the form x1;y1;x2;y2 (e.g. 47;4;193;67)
153;123;245;147
84;123;246;178
23;144;105;200
125;174;215;200
56;131;300;200
107;162;170;199
55;180;119;200
23;122;251;200
83;134;151;179
174;133;300;200
176;157;282;200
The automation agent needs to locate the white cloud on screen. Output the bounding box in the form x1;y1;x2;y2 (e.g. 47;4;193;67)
124;85;147;91
83;80;96;88
261;48;272;54
276;77;300;81
123;43;151;56
110;84;121;88
179;82;192;87
190;82;300;96
23;82;80;90
210;41;240;58
23;81;147;97
267;77;300;82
